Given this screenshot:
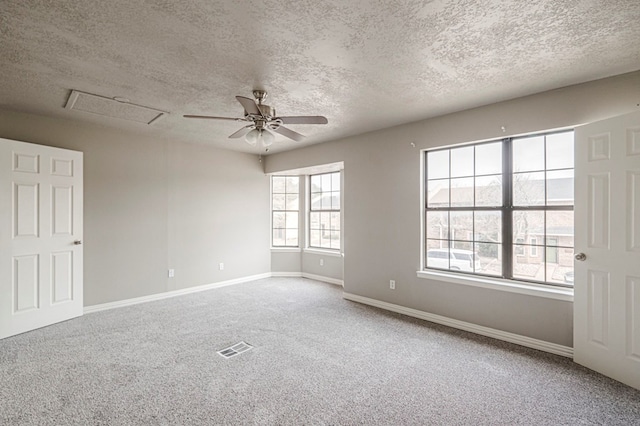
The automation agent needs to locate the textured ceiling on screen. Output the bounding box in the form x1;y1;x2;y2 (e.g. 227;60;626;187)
1;0;639;154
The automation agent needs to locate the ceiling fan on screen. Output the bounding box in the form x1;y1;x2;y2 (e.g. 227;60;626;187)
183;90;328;150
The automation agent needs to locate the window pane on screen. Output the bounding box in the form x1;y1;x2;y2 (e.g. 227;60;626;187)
428;150;449;179
513;172;545;206
285;176;299;193
427;211;449;240
286;194;299;210
285;229;298;246
513;245;545;281
330;231;340;249
475;242;501;276
474;211;501;243
426;243;450;270
272;194;285;210
451;146;474;178
273;229;285;246
450;241;472;252
321;173;331;191
546;132;574;170
547;169;573;206
309;212;320;229
332;191;341;210
547;247;574;285
450;177;474;207
331;172;340;192
320;212;331;232
273;212;285;228
321;193;332;209
330;212;340;231
475;142;502;176
450;211;473;241
513;210;544;242
311;194;322;210
310;175;322;193
427;179;449;207
513;136;545;172
475;175;502;207
272;176;285;193
546;210;573;247
285;212;298;229
310;230;320;247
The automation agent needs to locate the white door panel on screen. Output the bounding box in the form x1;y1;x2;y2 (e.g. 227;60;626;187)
0;138;83;339
574;110;640;390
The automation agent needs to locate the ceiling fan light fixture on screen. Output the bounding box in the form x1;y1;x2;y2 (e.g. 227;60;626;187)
245;128;260;146
261;129;274;147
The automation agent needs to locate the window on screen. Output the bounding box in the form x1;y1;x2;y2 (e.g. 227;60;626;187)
424;130;574;286
271;176;299;247
309;172;341;250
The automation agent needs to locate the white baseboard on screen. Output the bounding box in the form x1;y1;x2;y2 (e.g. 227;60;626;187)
271;272;303;278
302;273;343;286
271;271;343;286
342;292;573;358
84;272;272;314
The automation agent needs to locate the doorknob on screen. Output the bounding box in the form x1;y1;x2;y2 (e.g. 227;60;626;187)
73;240;82;245
575;253;586;261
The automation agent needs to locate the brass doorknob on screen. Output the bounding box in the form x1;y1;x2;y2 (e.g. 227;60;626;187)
575;253;586;261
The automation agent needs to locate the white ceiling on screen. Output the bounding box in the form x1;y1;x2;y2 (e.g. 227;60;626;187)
2;0;639;154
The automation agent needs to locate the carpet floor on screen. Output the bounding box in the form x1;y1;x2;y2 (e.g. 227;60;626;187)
1;277;639;425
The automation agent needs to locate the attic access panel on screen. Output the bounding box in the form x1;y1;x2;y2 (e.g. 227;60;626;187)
65;90;166;124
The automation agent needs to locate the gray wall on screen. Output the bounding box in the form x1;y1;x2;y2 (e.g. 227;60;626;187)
0;109;271;306
265;70;640;347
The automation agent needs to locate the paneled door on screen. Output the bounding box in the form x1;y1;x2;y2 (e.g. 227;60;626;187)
574;110;640;390
0;138;83;339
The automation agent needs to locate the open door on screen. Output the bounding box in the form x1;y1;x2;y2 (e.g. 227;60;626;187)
574;110;640;389
0;138;83;339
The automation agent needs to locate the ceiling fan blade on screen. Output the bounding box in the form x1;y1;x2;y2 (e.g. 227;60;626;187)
183;115;241;121
228;126;253;139
273;125;305;142
236;96;262;116
278;116;328;125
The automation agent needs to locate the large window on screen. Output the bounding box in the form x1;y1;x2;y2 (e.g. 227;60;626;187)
272;176;299;247
309;172;341;250
425;130;574;286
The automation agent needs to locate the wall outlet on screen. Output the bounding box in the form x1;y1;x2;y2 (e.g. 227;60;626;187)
168;269;175;278
320;259;324;266
219;262;224;271
389;280;396;290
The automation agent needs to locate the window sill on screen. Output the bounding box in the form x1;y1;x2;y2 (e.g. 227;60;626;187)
416;270;573;301
303;248;343;258
271;247;301;253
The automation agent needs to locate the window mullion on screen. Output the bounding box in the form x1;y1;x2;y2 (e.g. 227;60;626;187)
503;138;513;279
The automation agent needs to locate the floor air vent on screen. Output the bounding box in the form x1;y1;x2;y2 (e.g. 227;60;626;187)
217;341;253;359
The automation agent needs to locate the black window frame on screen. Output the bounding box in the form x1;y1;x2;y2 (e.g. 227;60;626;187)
424;130;574;287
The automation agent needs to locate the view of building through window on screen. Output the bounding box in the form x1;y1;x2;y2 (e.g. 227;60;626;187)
272;176;299;247
425;131;574;286
309;172;341;250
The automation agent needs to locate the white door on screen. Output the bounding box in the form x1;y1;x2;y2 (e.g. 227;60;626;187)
574;110;640;390
0;138;83;339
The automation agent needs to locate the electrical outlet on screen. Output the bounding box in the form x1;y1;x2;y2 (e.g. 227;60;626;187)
389;280;395;290
219;263;224;271
320;259;324;266
168;269;175;278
